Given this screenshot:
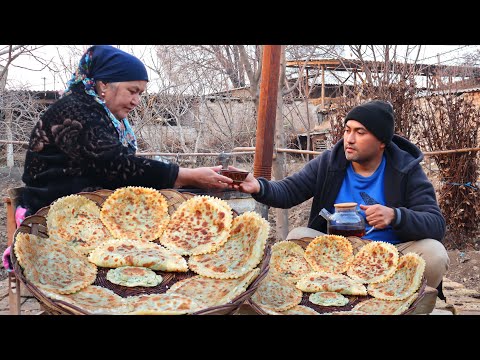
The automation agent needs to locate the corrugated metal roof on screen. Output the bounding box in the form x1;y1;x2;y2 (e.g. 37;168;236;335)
417;87;480;97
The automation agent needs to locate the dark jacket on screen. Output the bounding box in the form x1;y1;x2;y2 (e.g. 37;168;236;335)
22;83;179;214
252;135;446;243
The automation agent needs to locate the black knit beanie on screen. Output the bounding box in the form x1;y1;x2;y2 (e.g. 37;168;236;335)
344;100;395;144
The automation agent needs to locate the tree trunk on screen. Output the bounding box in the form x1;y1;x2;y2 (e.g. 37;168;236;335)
6;108;14;167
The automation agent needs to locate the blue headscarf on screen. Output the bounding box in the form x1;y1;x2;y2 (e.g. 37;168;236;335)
64;45;149;150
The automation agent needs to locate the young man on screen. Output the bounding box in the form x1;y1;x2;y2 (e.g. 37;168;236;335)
237;100;449;289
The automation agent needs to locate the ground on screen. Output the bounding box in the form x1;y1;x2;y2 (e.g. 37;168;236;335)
1;165;480;294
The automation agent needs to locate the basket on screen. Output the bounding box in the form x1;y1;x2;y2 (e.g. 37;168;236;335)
11;189;270;315
247;236;427;315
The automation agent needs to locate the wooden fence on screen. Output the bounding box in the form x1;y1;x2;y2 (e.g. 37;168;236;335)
1;140;480;167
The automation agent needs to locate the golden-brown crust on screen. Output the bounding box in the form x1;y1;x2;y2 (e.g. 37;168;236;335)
352;292;418;314
346;241;399;284
269;241;313;284
296;271;367;295
304;235;354;274
44;285;134;314
100;186;170;242
324;310;369;315
126;293;205;314
259;304;320;315
46;195;112;255
166;268;260;309
14;233;97;294
187;211;269;279
251;273;303;312
159;195;233;256
367;253;426;300
88;239;188;272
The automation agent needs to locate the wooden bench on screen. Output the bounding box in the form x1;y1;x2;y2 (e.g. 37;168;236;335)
4;187;24;315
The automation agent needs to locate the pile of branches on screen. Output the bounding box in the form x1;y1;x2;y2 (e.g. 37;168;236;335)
415;94;480;249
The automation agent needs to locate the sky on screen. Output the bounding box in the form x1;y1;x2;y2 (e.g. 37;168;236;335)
2;45;479;92
1;45;161;92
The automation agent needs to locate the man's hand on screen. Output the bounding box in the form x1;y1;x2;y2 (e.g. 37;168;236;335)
359;204;395;229
226;165;261;194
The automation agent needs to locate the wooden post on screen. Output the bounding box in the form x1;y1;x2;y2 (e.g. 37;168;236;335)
321;64;325;110
253;45;282;180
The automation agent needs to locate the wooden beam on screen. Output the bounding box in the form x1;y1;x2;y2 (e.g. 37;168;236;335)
253;45;282;180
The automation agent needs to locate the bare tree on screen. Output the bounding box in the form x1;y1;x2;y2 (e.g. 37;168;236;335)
323;45;427;145
415;93;480;248
0;90;41;167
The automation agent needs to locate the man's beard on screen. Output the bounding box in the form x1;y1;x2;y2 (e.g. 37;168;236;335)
345;148;367;163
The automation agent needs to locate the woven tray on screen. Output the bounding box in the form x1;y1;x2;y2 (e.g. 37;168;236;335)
11;189;270;315
247;236;427;315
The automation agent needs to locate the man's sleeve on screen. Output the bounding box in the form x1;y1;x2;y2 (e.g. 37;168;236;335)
252;154;325;209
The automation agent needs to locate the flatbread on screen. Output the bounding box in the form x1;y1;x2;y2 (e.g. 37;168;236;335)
44;285;134;314
309;291;350;306
324;310;369;315
260;304;320;315
296;271;367;295
353;293;418;315
269;241;313;284
106;266;163;287
167;268;260;309
46;194;112;255
304;235;353;274
368;253;426;300
13;232;59;270
14;233;97;294
346;241;399;284
250;273;303;312
88;239;188;272
159;195;233;256
127;293;204;315
100;186;170;242
188;211;269;279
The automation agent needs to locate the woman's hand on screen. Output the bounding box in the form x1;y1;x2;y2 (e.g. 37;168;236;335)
175;166;233;189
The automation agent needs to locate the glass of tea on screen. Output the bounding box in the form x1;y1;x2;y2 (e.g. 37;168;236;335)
327;202;366;238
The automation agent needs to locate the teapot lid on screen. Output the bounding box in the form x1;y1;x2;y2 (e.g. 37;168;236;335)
334;202;358;209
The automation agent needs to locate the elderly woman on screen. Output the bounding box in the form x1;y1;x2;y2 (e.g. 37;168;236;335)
20;45;233;215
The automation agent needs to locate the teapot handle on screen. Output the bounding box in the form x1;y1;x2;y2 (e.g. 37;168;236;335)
319;208;332;221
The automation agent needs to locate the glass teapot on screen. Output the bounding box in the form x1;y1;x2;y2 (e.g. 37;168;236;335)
320;202;366;237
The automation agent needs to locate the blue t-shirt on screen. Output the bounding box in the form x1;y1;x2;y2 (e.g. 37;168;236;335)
334;155;400;244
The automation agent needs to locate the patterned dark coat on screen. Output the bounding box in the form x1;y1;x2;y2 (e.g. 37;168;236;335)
22;83;179;214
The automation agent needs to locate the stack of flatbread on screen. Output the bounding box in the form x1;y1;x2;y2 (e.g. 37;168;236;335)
13;187;268;315
188;211;270;279
251;235;426;315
